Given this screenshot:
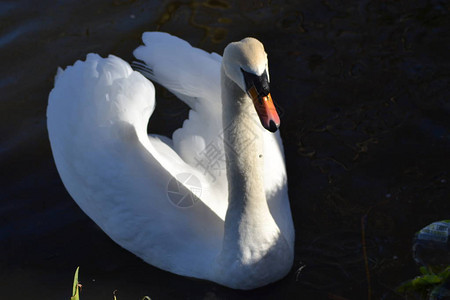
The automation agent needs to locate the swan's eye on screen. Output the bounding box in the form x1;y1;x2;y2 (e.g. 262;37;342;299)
241;68;270;99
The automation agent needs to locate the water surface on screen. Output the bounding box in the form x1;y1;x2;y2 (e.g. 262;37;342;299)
1;0;449;299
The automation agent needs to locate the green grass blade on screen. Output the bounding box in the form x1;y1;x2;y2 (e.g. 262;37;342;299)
71;266;80;300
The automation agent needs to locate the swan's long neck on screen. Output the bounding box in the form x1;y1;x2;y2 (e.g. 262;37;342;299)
221;66;267;216
218;66;283;277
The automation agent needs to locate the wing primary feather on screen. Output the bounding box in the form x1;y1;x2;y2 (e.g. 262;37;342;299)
131;60;154;79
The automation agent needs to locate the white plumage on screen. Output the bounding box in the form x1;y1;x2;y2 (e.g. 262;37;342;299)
47;32;294;289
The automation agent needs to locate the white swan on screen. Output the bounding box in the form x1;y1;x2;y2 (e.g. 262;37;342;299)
47;32;294;290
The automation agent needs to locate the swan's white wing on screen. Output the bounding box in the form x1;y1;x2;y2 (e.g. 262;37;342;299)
133;32;221;106
133;33;224;170
133;32;228;216
47;54;223;279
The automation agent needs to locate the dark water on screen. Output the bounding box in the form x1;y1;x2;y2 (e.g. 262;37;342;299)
1;0;449;299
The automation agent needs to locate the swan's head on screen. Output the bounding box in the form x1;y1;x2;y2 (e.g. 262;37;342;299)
222;38;280;133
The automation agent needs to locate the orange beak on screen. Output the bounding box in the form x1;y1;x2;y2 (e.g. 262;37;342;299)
248;86;280;132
